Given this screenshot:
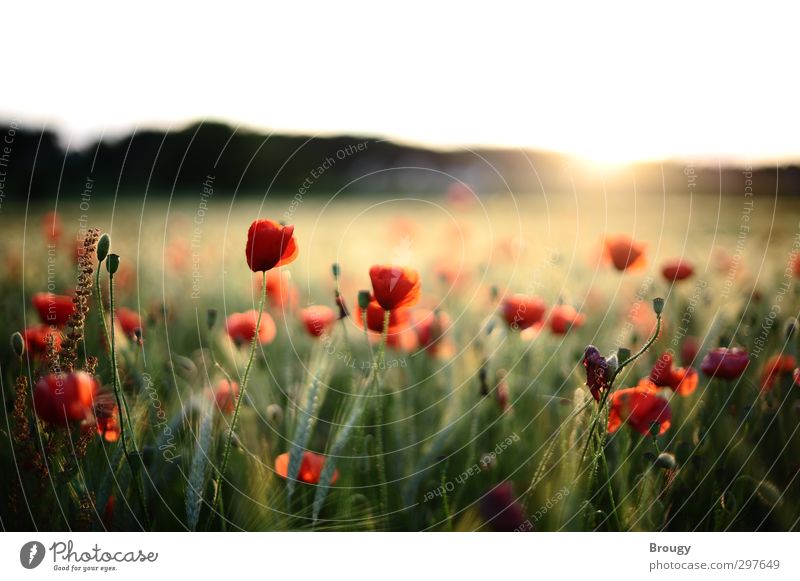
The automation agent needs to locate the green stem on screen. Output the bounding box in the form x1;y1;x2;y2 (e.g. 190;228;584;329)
209;270;267;526
372;309;392;524
107;268;149;529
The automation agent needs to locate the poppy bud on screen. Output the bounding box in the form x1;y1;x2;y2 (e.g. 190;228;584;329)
357;290;371;310
106;253;121;275
10;331;25;357
331;263;340;279
207;308;218;331
652;297;665;316
490;285;499;302
784;318;798;341
97;233;111;263
616;347;631;363
654;452;676;470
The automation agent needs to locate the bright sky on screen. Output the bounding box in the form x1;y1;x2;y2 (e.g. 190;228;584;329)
4;1;799;164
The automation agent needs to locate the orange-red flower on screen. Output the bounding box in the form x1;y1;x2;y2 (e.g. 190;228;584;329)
299;305;336;338
209;379;239;414
356;294;410;333
274;451;338;484
245;219;298;272
226;310;277;346
93;391;121;442
369;265;421;310
116;307;143;339
548;305;585;335
501;294;546;331
22;325;62;356
649;352;698;396
33;371;98;425
604;235;647;272
700;347;749;380
410;308;452;357
661;259;694;282
32;292;75;327
760;354;797;392
608;380;672;436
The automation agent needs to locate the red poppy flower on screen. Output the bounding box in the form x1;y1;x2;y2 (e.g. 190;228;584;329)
410;308;452;356
608;380;672;436
479;482;529;532
369;265;421;310
226;310;277;346
23;325;62;356
94;392;121;442
760;354;797;392
245;219;298;272
32;292;75;327
680;336;700;366
257;269;299;311
299;305;336;338
116;307;143;339
583;345;611;402
356;294;410;333
700;347;749;380
604;235;647;272
274;451;338;484
209;379;239;414
649;352;699;396
548;305;585;335
34;371;98;425
501;294;546;331
661;259;694;282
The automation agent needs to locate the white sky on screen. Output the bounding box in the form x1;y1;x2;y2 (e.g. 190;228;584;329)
3;1;799;164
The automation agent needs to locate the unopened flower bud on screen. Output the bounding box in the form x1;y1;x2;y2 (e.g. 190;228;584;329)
616;347;631;363
106;253;121;275
654;452;676;470
357;290;371;310
10;331;25;357
207;308;218;331
96;233;111;263
331;263;340;279
652;297;665;316
784;318;798;341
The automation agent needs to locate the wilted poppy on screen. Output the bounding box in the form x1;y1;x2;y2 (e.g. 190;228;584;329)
299;305;336;338
548;305;585;335
608;380;672;436
661;259;694;282
604;235;647;272
226;310;277;346
22;325;62;356
501;294;546;331
700;347;749;380
274;451;338;484
32;292;75;327
649;352;698;396
245;219;298;272
356;294;410;333
34;371;98;425
583;345;611;402
760;354;797;392
479;482;529;532
369;265;421;311
209;379;239;414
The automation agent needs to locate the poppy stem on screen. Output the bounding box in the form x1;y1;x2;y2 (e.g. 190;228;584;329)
371;309;392;524
210;270;268;527
107;267;150;529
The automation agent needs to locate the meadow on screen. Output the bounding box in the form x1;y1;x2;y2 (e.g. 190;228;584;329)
1;186;799;532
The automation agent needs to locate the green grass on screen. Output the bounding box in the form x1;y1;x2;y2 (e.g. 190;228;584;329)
1;190;799;531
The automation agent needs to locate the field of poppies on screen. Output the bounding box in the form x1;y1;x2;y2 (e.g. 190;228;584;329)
1;189;799;532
